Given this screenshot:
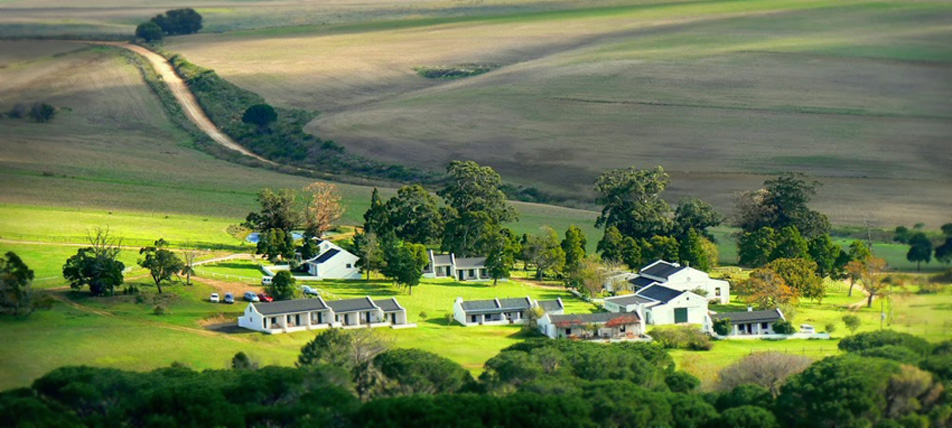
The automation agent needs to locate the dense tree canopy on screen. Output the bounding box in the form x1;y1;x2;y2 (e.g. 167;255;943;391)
150;8;203;35
594;166;671;240
138;239;185;294
906;232;932;271
439;161;516;256
242;103;277;128
243;188;300;233
733;173;830;238
62;229;124;296
385;185;443;245
0;251;35;316
134;21;163;42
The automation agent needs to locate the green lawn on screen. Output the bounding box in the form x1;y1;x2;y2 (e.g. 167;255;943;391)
194;259;265;283
0;242;143;289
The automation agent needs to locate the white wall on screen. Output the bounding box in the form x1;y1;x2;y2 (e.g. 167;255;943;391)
237;304;266;332
663;268;731;304
646;292;708;325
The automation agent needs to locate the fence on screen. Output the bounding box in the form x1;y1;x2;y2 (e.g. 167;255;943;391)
193;269;261;284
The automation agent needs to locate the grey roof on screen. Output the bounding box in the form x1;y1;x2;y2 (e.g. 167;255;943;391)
548;312;641;325
432;254;453;265
635;284;684;304
538;299;564;313
326;297;377;313
253;299;328;315
605;294;655;307
455;257;486;269
629;276;658;289
712;309;783;324
459;297;531;314
375;297;404;312
640;260;685;279
310;248;340;264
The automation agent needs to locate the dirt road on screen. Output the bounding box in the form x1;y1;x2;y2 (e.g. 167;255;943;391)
87;41;276;165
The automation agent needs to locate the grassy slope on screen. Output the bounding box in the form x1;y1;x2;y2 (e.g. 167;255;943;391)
167;0;952;227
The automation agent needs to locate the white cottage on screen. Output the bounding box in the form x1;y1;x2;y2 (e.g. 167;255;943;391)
604;283;709;326
711;308;785;336
238;296;411;334
303;240;361;280
422;250;490;281
453;296;533;326
538;311;645;340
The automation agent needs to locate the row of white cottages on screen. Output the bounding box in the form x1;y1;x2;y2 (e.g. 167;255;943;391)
238;296;414;334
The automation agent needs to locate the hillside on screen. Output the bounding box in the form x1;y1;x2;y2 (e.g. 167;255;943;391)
160;0;952;227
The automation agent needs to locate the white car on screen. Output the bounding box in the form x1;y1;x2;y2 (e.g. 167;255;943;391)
209;293;220;303
301;286;319;296
800;324;816;334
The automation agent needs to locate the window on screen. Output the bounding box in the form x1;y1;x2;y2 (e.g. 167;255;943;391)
715;288;722;297
674;308;688;324
761;322;769;330
468;269;475;276
565;328;571;336
346;263;352;268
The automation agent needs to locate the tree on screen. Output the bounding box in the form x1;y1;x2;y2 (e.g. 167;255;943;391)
678;229;715;271
716;352;813;397
733;173;829;237
151;8;203;35
362;188;390;236
255;228;294;261
716;406;779;428
737;227;777;267
138;239;185;294
524;227;565;280
768;258;824;303
135;21;163;42
594;165;672;240
242;103;277;129
267;271;296;301
179;243;198;286
28;103;55;123
230;352;258;370
575;257;617;298
560;225;587;280
844;240;873;296
856;256;890;308
597;226;627;265
244;188;300;233
808;234;840;278
838;330;932;356
906;232;932;271
893;226;912;244
353;232;383;280
772;319;795;334
298;328;393;400
374;349;473;397
645;235;679;263
771;226;809;260
303;182;344;239
732;189;774;232
381;241;428;294
385;185;443;245
737;267;798;309
484;227;519;286
935;224;952;264
62;228;124;296
842;314;861;334
673;197;722;241
439;161;516;256
0;252;35;316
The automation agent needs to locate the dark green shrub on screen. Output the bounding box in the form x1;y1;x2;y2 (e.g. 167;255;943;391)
838;330;933;356
772;319;795;335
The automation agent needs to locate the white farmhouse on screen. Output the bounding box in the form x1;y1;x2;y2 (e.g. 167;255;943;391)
303;240;361;280
607;260;730;304
452;296;564;326
603;283;709;326
538;311;645;340
711;308;785;336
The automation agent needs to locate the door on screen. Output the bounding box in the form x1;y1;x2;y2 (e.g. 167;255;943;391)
366;312;372;324
391;313;396;324
674;308;688;324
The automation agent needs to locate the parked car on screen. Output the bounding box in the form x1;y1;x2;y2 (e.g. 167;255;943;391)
209;293;220;303
301;286;319;296
800;324;815;334
244;291;259;302
261;276;273;285
257;293;273;302
224;293;235;304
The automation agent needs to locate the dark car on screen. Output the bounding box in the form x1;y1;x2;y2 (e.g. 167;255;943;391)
243;291;259;302
257;293;273;302
224;293;235;304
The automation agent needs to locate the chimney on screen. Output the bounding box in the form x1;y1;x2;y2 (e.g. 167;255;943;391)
747;306;753;312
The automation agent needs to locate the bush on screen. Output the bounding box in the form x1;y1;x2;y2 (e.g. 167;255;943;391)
28;103;55;123
714;384;772;411
665;371;700;393
7;103;27;118
650;325;712;351
857;345;923;365
838;330;933;356
772;319;795;335
135;21;163;42
152;305;166;316
414;64;499;79
917;282;943;294
713;318;731;336
716;352;813;396
717;405;779;428
824;322;836;334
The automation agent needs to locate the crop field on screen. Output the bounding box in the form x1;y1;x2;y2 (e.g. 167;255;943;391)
158;0;952;227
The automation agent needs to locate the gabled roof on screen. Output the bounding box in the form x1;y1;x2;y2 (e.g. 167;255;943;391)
326;297;378;312
459;297;531;314
604;294;656;307
253;298;328;315
635;284;684;304
629;276;659;290
711;309;784;324
639;260;685;280
308;248;340;264
431;254;453;265
538;299;564;313
455;257;486;269
375;297;404;312
548;311;640;326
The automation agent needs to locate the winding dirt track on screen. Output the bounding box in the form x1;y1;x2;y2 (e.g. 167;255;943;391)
88;41;276;165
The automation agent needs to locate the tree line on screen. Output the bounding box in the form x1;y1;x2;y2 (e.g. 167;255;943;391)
135;8;203;42
3;329;950;427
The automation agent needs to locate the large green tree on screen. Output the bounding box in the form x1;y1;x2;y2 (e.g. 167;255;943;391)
523;227;566;280
560;225;587;280
255;228;295;261
385;185;443;245
734;173;830;238
673;197;723;241
363;188;390;236
0;251;35;316
267;271;297;301
808;234;840;278
353;231;383;279
381;240;428;294
594;166;671;240
62;229;125;296
906;232;932;271
771;226;810;261
483;227;520;286
768;258;824;303
374;349;474;397
244;188;300;233
138;239;185;294
438;161;516;256
738;227;777;268
135;21;163;42
151;8;203;35
679;229;714;272
242;104;277;129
